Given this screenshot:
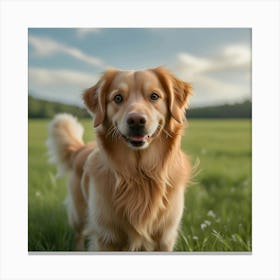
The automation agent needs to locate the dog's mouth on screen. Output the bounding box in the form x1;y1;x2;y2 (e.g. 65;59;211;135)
116;124;162;149
121;133;149;148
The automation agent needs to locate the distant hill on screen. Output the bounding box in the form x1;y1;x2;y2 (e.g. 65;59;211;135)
187;100;251;119
28;95;251;119
28;95;90;119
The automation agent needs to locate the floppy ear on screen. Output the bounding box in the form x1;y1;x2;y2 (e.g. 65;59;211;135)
152;67;192;123
83;69;117;127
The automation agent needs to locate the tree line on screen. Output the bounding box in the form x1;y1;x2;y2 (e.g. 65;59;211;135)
28;95;90;119
187;100;251;119
28;95;252;119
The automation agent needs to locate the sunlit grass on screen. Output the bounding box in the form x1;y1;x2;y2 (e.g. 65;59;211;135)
28;119;251;252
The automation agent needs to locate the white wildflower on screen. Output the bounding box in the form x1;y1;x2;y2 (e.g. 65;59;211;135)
207;210;216;218
201;223;207;230
204;220;211;226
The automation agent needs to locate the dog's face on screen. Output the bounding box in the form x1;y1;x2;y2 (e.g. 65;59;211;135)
83;67;191;149
105;70;168;149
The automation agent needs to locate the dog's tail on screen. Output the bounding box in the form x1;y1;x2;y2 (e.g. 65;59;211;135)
46;113;84;176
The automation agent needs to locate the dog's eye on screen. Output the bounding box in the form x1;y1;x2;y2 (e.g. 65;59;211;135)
114;94;123;104
150;92;159;101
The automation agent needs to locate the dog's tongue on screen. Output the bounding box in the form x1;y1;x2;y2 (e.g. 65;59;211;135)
130;135;145;141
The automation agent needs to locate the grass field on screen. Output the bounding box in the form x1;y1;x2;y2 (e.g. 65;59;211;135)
28;118;251;252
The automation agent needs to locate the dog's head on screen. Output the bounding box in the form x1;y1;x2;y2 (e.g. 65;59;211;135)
83;67;192;149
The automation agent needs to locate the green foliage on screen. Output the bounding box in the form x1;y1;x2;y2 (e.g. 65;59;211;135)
28;119;251;252
187;100;252;119
28;95;90;119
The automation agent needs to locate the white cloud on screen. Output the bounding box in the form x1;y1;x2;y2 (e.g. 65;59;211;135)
222;45;251;67
177;44;250;78
29;67;99;87
189;74;250;106
76;28;102;38
29;35;105;68
28;67;100;106
173;44;251;106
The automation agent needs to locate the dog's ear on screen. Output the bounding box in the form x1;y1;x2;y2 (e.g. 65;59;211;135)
83;69;118;127
152;67;192;123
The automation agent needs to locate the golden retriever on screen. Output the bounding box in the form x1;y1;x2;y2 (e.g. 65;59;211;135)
47;67;192;251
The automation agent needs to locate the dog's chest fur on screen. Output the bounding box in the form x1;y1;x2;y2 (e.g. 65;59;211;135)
113;167;169;235
84;130;188;250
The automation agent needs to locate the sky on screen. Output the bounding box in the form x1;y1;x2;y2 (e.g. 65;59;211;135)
28;28;251;108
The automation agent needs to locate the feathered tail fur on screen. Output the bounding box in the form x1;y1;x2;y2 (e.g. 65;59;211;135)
46;113;84;176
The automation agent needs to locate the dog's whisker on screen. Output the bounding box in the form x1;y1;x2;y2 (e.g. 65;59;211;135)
157;124;173;139
163;128;173;139
110;126;122;143
111;128;116;140
106;125;115;138
106;125;122;142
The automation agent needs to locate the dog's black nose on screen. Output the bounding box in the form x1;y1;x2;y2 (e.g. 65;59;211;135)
127;113;147;127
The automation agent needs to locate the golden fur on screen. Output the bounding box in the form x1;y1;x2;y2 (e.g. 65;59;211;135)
47;67;192;251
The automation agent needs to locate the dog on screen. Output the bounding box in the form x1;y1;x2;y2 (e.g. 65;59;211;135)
47;67;192;251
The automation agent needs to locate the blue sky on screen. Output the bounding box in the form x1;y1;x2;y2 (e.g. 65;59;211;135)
28;28;251;107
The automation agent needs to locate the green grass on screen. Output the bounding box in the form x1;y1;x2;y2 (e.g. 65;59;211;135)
28;119;251;252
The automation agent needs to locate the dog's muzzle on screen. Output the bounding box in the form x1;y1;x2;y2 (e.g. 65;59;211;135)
124;113;148;148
